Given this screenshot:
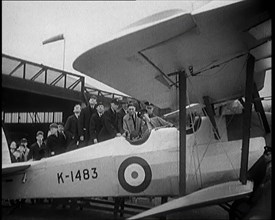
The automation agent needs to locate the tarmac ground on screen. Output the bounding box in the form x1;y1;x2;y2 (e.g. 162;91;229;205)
2;198;229;220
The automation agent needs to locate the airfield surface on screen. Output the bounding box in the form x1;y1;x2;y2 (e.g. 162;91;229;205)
2;199;228;220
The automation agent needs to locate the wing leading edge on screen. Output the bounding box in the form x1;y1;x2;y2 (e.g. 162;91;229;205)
73;0;270;110
128;180;253;219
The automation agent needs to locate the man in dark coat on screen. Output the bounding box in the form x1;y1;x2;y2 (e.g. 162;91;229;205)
64;104;81;151
78;95;97;147
89;102;104;144
57;122;67;154
46;123;63;156
28;131;49;160
117;98;128;135
98;99;121;142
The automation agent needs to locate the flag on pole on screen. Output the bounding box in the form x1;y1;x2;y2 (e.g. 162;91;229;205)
42;34;64;45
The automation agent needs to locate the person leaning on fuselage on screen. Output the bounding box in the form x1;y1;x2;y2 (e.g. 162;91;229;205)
89;101;105;144
46;123;62;156
57;122;67;154
9;141;17;163
123;103;144;141
78;95;97;147
98;98;121;142
12;138;29;162
13;145;24;162
64;104;81;151
117;98;128;135
144;101;156;118
28;131;49;161
139;108;174;132
18;138;30;162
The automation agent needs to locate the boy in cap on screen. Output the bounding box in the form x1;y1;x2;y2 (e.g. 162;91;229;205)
19;138;30;161
29;131;49;160
89;101;105;144
9;141;17;163
98;98;121;142
78;95;97;147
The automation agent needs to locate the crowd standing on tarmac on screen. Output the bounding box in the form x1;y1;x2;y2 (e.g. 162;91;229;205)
8;96;174;163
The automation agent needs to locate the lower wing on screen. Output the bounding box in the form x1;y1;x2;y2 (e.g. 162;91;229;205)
2;163;31;175
129;180;253;219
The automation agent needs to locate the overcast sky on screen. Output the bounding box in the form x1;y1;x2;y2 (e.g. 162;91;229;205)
2;1;207;94
2;1;271;101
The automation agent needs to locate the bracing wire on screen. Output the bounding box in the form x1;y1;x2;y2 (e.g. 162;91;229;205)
186;56;248;185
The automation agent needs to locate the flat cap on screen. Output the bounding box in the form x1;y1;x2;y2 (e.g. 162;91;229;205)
20;138;28;143
111;98;120;105
144;101;154;106
89;95;97;100
49;123;58;129
96;101;104;108
36;131;44;136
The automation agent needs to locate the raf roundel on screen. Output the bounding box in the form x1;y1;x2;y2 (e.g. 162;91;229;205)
118;157;152;193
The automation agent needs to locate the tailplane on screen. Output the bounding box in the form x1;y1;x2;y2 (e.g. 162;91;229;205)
2;128;11;164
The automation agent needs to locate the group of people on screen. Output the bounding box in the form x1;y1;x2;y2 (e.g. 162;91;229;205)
9;95;174;162
75;95;174;145
9;123;68;163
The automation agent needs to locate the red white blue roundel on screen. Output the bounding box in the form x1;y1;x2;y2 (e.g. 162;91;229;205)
118;157;152;193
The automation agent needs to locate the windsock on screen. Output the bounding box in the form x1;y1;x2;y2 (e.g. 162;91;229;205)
42;34;64;45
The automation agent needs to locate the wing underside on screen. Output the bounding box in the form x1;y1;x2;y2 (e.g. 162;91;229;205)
128;180;253;219
73;0;271;110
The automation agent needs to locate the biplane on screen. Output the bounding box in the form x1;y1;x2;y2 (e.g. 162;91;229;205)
2;0;271;219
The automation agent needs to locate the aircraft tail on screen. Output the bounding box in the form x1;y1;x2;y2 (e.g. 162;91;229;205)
2;128;11;164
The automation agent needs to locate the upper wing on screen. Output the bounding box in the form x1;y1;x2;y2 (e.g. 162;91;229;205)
128;180;253;219
73;0;271;110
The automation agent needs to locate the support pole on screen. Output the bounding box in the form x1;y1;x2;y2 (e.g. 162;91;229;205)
179;71;186;196
62;38;66;71
252;83;270;133
240;54;255;184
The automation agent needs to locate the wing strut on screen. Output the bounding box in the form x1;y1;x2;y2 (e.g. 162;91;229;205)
179;70;187;196
252;82;270;133
240;54;255;184
203;96;220;139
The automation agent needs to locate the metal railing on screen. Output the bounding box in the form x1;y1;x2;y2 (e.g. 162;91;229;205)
2;54;85;93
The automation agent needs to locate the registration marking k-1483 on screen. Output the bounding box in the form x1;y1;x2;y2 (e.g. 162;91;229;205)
57;168;98;184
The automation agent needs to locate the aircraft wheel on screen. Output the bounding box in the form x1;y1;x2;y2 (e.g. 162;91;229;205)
229;198;251;220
